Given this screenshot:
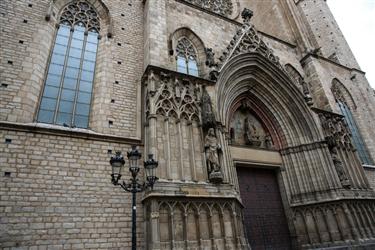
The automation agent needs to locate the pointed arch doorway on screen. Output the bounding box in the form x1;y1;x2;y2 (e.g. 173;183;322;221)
236;163;292;250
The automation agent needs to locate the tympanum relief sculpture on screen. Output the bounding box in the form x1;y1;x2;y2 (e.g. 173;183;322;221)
229;103;274;149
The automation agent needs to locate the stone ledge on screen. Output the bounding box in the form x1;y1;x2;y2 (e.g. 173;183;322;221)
300;52;366;75
363;164;375;169
0;121;142;144
142;181;242;204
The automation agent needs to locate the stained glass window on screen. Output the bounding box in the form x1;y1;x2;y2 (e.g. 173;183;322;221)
37;1;100;128
338;101;373;165
175;38;199;77
332;79;373;165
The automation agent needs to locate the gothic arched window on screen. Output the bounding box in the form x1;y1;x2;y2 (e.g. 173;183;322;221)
176;37;199;77
332;80;373;165
37;1;100;128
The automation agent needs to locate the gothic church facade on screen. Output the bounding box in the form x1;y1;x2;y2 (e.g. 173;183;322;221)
1;0;375;249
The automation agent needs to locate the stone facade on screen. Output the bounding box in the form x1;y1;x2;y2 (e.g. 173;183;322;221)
1;0;375;249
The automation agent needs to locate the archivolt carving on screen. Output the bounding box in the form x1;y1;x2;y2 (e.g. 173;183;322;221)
176;37;198;61
285;64;313;106
182;0;233;17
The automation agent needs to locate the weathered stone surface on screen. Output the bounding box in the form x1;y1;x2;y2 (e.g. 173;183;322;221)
1;0;375;249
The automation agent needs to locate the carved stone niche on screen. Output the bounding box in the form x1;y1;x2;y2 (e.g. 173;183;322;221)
229;101;274;149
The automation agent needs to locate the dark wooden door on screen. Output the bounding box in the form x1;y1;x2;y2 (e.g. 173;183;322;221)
237;167;292;250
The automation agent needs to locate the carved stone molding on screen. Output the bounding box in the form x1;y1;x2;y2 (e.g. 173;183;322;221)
215;9;284;74
59;1;101;31
292;199;375;247
285;64;313;106
142;66;225;184
313;108;372;189
181;0;233;17
144;197;249;249
144;70;201;122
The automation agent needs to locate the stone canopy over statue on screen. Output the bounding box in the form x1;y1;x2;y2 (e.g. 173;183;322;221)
205;128;224;183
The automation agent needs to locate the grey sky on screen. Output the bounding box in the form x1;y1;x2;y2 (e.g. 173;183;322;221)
327;0;375;88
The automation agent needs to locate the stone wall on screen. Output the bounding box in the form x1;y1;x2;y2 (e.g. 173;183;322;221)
0;0;144;138
296;0;360;69
1;0;375;249
237;0;296;44
0;126;144;249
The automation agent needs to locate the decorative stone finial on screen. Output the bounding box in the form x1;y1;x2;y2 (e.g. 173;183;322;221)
241;8;253;23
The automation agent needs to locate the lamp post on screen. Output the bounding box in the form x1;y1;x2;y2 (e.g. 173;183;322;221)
110;146;158;250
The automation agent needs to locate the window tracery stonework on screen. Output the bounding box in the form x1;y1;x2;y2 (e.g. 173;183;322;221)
182;0;233;17
331;79;354;108
214;9;283;76
176;37;197;61
60;1;100;32
145;71;201;122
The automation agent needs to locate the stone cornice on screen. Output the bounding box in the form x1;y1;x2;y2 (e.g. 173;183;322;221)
0;121;142;144
311;107;344;117
300;52;366;75
290;196;375;208
141;65;216;85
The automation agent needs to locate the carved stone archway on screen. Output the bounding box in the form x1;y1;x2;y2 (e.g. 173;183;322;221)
213;50;375;248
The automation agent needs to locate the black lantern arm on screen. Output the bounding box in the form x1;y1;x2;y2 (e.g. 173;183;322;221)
118;179;148;193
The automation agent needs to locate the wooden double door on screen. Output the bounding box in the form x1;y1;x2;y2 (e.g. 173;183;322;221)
237;167;292;250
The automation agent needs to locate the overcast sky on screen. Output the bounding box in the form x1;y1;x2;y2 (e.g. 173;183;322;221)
327;0;375;89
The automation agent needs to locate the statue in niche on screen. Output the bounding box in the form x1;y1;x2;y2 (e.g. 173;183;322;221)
205;48;217;68
244;117;262;146
331;147;351;188
201;88;216;130
204;128;223;183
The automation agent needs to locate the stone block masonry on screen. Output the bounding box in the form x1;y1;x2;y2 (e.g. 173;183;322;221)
0;128;145;249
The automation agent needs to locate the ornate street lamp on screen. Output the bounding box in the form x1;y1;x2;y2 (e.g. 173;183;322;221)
109;146;158;250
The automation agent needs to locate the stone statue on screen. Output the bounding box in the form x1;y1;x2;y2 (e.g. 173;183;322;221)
201;88;216;130
331;147;351;188
244;117;261;146
205;128;223;183
264;133;273;149
300;79;313;106
205;48;217;68
209;70;219;81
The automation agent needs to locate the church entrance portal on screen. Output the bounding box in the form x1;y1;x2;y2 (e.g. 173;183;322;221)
237;167;292;250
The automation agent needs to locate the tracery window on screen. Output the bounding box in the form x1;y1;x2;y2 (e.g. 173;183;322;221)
176;37;199;77
183;0;233;17
332;80;373;165
37;1;100;128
